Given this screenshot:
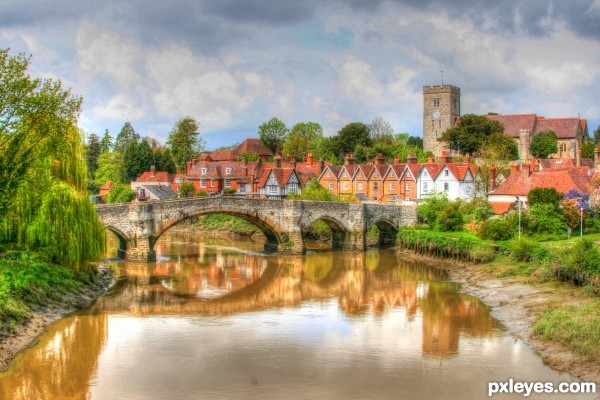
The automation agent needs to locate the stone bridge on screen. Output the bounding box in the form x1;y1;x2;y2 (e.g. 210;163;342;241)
95;197;417;261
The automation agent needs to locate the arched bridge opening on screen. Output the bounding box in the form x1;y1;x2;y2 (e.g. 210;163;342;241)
302;216;349;251
368;219;398;249
104;227;129;259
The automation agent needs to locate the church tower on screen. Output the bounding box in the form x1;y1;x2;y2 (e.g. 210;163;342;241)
423;85;461;157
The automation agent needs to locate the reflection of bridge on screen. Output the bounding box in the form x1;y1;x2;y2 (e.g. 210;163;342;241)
95;197;417;261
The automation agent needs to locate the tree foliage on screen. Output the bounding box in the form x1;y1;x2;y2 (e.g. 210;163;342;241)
167;116;203;171
95;151;125;184
154;147;176;173
282;122;323;160
333;122;372;157
123;138;153;182
439;114;504;155
99;129;113;153
530;130;558;158
107;184;134;203
178;182;196;198
288;179;336;202
581;141;595;160
593;125;600;147
417;192;450;227
528;187;562;210
368;116;394;145
114;121;140;154
86;133;101;178
258;117;289;155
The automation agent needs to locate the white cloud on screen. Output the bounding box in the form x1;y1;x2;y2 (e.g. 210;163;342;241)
337;56;383;100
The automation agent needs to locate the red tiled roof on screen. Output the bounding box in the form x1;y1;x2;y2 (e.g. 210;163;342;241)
490;167;592;196
232;138;273;158
208;150;233;161
487;114;537;138
491;202;514;215
535;118;581;139
136;170;173;183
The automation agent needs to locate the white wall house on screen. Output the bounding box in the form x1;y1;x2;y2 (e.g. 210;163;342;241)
259;169;301;199
434;165;476;201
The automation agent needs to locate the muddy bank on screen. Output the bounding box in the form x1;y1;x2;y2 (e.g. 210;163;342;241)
0;266;114;372
402;251;600;385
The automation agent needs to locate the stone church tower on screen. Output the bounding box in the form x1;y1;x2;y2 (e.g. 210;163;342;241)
423;85;461;156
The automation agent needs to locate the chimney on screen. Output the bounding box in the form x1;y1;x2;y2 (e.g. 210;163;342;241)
274;154;282;168
290;160;297;170
427;154;434;164
344;153;355;165
510;162;519;176
393;155;400;164
465;153;471;163
407;153;417;165
374;153;385;165
241;156;247;166
530;158;538;172
306;153;313;166
442;150;452;163
150;165;155;177
489;164;497;191
185;162;192;174
521;163;531;177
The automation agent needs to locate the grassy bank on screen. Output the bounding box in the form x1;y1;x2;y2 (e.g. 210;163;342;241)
192;214;262;236
0;251;97;335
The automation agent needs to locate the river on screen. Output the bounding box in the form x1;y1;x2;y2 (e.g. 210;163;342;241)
0;231;595;399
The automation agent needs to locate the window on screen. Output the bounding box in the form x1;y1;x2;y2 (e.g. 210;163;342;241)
328;182;334;190
444;182;449;192
406;182;411;191
445;170;449;176
200;179;206;188
435;130;438;138
453;99;458;112
373;182;378;191
432;119;435;126
269;186;276;193
439;120;442;127
225;178;231;187
433;97;440;107
389;183;395;190
226;167;232;174
343;182;348;190
561;143;567;152
390;171;394;177
423;182;428;193
201;167;207;174
239;185;246;193
211;179;215;187
358;182;363;190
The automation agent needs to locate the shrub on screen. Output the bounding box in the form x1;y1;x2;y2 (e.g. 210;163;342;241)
417;192;450;227
178;182;196;198
107;185;134;203
526;203;566;236
477;218;514;240
223;187;236;195
462;197;495;223
197;191;208;197
508;237;546;262
551;239;600;286
434;202;464;232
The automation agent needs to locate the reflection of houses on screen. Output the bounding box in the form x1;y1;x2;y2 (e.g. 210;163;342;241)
487;113;588;160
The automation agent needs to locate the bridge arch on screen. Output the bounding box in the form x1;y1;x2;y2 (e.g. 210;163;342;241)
302;215;350;251
367;218;398;248
151;206;284;253
104;226;130;259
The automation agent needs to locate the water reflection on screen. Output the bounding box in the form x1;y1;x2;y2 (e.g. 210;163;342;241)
0;232;590;400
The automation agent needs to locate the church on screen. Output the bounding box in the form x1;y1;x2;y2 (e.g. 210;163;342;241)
422;85;588;160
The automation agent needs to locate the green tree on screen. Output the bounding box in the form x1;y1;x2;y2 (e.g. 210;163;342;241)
114;121;140;154
178;182;196;198
123;138;153;182
406;136;423;149
282;122;323;160
154;147;176;173
475;133;519;194
592;125;600;147
581;141;595;160
439;114;504;155
95;151;125;184
333;122;372;156
86;133;101;178
288;179;335;201
530;130;558;158
99;129;113;153
107;185;134;203
528;187;562;209
417;191;450;227
368;116;394;145
526;203;566;236
258;117;289;154
436;201;465;232
167;116;202;171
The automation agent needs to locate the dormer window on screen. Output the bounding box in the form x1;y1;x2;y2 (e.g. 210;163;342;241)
226;167;232;174
201;167;207;174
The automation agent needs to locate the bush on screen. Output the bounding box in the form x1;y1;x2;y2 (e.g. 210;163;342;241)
434;202;464;232
417;192;450;227
197;191;208;197
508;237;546;262
223;187;236;195
462;197;495;223
551;239;600;286
178;182;196;198
526;203;566;236
107;185;134;203
477;218;514;240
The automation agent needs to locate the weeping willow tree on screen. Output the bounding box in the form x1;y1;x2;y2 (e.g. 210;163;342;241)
0;49;104;269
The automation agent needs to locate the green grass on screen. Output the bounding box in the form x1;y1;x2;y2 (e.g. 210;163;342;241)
0;251;93;334
534;302;600;359
193;214;261;235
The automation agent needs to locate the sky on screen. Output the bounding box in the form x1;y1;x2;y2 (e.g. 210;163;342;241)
2;0;600;149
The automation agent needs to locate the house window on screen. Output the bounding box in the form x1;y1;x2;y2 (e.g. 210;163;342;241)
423;182;428;193
439;120;442;127
433;97;440;107
343;182;348;190
328;182;334;190
358;183;363;190
373;182;378;191
268;186;276;194
444;182;449;192
225;178;231;187
226;167;232;174
200;179;206;188
561;143;567;152
445;170;449;176
239;184;246;193
390;171;394;177
432;119;435;127
406;182;411;191
201;167;207;175
211;179;215;187
389;183;395;190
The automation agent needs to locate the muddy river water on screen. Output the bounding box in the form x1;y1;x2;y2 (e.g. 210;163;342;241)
0;231;595;399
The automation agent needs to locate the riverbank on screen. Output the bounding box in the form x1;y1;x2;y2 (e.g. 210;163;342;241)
0;265;113;371
404;250;600;385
